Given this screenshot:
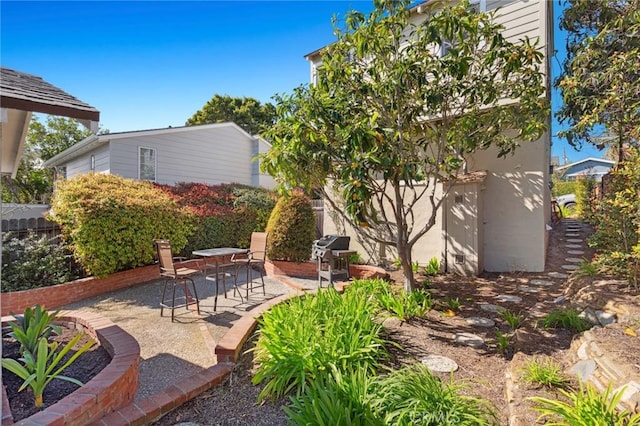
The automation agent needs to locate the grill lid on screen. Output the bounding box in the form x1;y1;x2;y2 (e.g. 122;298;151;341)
313;235;350;251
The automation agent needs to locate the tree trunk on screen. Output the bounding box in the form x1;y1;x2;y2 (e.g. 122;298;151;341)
397;239;415;292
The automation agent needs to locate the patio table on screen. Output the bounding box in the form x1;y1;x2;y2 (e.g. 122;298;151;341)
192;247;248;310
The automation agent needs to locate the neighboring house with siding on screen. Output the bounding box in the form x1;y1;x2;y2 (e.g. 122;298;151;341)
555;157;615;182
42;122;276;189
304;0;553;275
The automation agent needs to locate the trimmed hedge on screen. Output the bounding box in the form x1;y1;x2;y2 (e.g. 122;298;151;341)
266;193;316;262
49;174;194;278
156;182;276;255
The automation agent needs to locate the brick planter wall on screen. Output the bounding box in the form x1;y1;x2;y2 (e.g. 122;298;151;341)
1;265;161;315
265;260;389;281
1;311;140;425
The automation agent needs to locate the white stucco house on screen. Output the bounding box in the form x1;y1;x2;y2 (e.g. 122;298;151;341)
304;0;554;275
42;123;276;189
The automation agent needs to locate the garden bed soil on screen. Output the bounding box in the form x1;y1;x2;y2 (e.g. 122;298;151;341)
2;325;111;422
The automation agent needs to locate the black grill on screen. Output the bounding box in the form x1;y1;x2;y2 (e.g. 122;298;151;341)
312;235;353;287
312;235;350;260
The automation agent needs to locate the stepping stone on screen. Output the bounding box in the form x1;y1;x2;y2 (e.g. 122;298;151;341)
570;359;597;381
554;295;567;304
453;332;485;348
496;294;522;303
567;238;583;243
565;257;583;263
421;355;459;372
565;244;583;249
466;317;495;327
568;250;585;255
548;272;569;279
518;286;539;293
562;264;579;270
531;279;554;286
480;303;502;313
565;233;580;237
580;307;598;324
596;310;616;326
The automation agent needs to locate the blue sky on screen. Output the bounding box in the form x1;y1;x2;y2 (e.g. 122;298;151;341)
1;1;603;164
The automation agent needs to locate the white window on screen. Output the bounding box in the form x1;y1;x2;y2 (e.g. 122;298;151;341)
139;147;156;181
90;154;95;172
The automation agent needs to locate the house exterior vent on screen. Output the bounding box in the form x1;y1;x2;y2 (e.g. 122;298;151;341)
455;254;465;264
454;194;464;204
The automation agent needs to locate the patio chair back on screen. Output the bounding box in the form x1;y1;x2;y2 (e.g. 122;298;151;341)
155;239;177;277
249;232;268;261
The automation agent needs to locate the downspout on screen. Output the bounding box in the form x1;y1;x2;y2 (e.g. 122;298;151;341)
443;191;449;273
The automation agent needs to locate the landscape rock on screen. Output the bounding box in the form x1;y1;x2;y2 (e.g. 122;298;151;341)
570;359;597;381
453;332;485;348
595;310;616;326
480;303;502;313
421;354;459;373
548;272;569;279
466;317;495;327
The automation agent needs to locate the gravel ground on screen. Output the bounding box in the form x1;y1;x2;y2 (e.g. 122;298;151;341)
63;270;317;401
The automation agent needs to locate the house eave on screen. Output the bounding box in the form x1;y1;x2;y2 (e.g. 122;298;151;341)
42;134;104;168
555;157;616;171
104;122;253;141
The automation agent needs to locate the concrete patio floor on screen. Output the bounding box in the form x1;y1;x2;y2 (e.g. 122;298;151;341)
63;269;321;401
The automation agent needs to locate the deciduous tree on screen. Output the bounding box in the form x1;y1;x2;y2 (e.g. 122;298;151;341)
186;94;276;135
556;0;640;159
1;116;94;203
261;0;548;290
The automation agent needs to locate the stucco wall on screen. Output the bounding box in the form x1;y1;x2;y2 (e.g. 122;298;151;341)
468;133;550;272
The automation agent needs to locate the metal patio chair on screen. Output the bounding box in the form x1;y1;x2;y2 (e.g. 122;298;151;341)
231;232;267;299
154;239;201;321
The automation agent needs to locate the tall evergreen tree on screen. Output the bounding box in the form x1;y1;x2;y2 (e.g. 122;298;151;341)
186;94;275;135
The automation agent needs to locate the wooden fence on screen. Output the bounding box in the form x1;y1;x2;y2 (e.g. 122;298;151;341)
1;204;61;240
311;199;324;238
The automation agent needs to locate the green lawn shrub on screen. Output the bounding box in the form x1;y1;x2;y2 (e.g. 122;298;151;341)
531;381;640;425
265;192;315;262
2;232;84;292
156;182;276;255
49;174;194;278
252;286;387;401
370;365;498;425
286;366;380;426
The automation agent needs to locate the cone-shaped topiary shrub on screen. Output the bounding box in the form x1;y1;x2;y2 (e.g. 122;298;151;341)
266;193;316;262
49;173;194;278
